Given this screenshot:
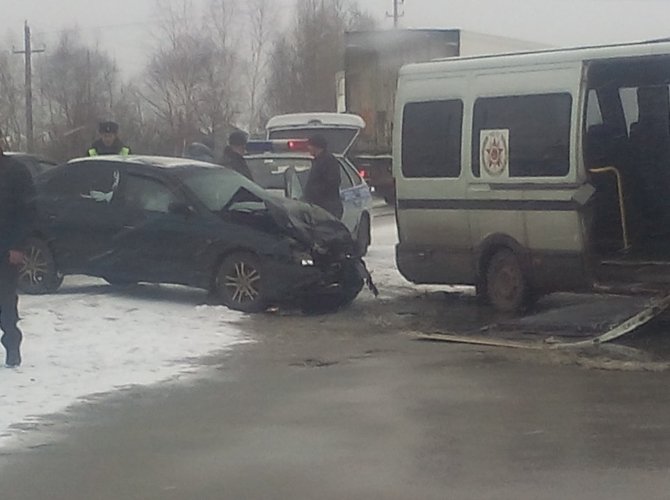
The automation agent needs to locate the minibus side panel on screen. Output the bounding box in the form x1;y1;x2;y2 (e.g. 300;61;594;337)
467;65;591;291
394;76;473;284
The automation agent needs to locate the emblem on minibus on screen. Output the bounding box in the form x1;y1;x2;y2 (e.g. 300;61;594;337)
481;129;509;177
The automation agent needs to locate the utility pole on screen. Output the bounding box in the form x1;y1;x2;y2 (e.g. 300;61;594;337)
387;0;405;28
13;21;45;153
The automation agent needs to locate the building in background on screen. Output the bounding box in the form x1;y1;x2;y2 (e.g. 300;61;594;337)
343;29;548;202
344;29;548;155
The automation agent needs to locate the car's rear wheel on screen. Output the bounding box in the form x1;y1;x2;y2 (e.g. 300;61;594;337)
18;238;63;294
215;252;267;313
355;214;371;257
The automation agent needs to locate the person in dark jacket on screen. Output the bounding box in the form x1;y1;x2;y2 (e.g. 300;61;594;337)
0;135;37;368
220;131;253;180
87;121;131;157
184;142;215;163
304;134;343;219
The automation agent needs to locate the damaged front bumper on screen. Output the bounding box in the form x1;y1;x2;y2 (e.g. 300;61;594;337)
262;252;377;305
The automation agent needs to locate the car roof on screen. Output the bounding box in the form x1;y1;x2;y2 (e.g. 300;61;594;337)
245;153;313;160
5;151;50;160
266;113;365;130
68;155;219;169
245;152;347;160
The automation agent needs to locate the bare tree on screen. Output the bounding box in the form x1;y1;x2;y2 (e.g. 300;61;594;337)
0;49;24;149
245;0;276;134
140;0;244;156
265;0;376;116
35;30;121;160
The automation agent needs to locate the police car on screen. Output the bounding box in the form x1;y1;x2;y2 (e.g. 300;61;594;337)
245;114;373;255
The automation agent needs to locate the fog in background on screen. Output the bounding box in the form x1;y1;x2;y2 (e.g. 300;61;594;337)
2;0;670;74
2;0;670;159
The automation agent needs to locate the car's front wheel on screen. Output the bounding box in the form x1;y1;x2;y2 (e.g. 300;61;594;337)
215;252;267;313
18;238;63;294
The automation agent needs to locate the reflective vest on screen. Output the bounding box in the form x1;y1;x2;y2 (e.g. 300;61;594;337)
87;146;130;157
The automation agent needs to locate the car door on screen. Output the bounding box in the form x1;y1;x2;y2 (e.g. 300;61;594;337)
341;157;372;210
113;171;204;285
338;161;359;233
40;162;126;275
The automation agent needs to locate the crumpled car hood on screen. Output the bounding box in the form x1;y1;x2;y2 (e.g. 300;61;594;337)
263;195;354;253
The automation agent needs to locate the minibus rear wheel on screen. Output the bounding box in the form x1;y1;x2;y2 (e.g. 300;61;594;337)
485;249;532;313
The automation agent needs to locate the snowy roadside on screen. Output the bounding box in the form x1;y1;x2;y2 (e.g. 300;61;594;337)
0;215;404;452
0;277;251;449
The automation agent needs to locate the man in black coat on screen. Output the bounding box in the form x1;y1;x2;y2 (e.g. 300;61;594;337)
0;135;37;368
304;134;343;219
220;131;253;180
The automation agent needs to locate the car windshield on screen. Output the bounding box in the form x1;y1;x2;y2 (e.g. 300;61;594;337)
246;157;312;190
177;167;268;211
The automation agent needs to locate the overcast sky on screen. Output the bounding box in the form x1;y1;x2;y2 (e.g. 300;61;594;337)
2;0;670;75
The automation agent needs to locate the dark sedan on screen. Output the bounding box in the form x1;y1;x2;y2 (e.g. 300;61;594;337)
20;156;374;312
5;152;58;178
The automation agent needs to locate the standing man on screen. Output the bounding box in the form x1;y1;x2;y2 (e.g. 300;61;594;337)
0;132;36;368
220;131;253;180
304;134;343;219
87;121;131;157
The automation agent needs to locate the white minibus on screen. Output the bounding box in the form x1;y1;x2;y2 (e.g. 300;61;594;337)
395;40;670;311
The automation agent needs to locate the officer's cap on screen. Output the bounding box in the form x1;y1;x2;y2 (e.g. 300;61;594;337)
99;121;119;134
229;131;248;147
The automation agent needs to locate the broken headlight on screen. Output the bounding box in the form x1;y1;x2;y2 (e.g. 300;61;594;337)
293;251;315;267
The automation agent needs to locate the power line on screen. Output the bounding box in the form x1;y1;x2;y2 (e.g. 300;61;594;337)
387;0;405;28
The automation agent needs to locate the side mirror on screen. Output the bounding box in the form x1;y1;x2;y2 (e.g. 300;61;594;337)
168;201;194;217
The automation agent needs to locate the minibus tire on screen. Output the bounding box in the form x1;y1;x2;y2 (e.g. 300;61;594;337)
485;249;530;313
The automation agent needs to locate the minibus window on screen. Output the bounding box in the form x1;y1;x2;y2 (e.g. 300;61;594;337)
619;88;639;134
586;90;604;128
472;93;572;178
401;100;463;178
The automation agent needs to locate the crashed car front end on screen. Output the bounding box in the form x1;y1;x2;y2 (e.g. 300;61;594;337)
261;195;377;308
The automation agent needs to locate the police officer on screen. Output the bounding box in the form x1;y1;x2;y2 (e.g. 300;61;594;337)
304;134;343;219
220;131;253;180
87;121;131;157
0;131;36;368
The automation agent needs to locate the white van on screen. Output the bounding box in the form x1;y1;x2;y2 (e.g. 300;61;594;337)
394;40;670;312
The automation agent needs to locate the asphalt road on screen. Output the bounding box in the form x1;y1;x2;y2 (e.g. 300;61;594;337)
2;213;670;499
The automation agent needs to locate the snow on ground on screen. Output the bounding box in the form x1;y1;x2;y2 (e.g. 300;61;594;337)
0;211;408;451
366;215;409;293
0;277;250;449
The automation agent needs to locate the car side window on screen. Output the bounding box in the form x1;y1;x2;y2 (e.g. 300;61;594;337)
342;160;363;186
339;162;354;189
37;161;58;175
123;174;179;214
45;164;120;204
